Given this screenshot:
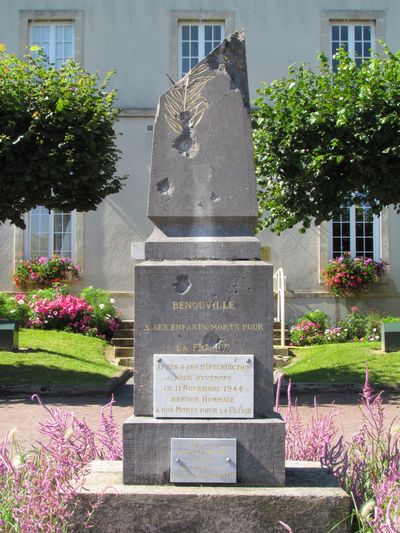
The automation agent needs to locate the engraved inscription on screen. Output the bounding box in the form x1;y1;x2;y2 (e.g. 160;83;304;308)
154;354;254;418
170;438;237;484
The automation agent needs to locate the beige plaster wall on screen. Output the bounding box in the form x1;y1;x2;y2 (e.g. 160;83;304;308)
1;0;400;320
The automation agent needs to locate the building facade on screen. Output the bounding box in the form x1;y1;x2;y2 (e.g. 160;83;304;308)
1;0;400;322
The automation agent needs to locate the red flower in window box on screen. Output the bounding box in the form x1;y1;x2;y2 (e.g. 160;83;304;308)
13;255;80;289
322;253;386;296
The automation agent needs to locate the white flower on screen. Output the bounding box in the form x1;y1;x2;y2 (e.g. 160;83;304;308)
373;328;377;332
10;310;16;314
99;303;105;310
64;427;74;441
12;453;24;468
375;335;380;340
17;300;24;305
110;298;115;304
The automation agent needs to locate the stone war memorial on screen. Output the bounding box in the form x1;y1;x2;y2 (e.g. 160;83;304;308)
75;31;351;532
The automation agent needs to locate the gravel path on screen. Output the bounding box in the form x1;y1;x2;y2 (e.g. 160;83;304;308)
1;379;399;447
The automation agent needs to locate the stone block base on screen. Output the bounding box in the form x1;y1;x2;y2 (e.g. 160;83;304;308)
123;415;285;485
72;460;351;533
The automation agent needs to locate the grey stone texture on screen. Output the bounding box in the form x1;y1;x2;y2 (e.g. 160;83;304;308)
73;460;352;533
133;260;274;417
147;30;258;240
144;228;261;260
123;416;285;485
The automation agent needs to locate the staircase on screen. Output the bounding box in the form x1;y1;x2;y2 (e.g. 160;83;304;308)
111;320;134;369
273;321;292;367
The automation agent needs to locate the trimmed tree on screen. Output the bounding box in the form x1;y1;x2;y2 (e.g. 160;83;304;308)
253;48;400;233
0;46;125;228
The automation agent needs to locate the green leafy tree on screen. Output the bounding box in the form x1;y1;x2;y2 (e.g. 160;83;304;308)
0;46;125;228
253;48;400;233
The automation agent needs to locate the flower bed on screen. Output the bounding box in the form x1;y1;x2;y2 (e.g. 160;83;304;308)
0;286;119;339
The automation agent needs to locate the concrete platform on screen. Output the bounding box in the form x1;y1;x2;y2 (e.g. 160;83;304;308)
72;460;351;532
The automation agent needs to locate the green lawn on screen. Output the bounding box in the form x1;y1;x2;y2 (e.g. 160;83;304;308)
0;329;119;385
285;342;400;384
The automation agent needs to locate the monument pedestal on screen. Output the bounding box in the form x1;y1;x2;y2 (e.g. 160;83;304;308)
73;461;352;533
123;416;285;485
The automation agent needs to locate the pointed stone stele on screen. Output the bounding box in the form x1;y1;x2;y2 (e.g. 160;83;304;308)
145;30;260;260
123;31;285;486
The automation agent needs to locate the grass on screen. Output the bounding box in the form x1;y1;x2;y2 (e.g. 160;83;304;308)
285;341;400;384
0;329;119;385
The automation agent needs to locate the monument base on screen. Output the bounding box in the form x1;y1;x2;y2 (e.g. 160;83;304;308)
72;460;351;533
123;416;285;485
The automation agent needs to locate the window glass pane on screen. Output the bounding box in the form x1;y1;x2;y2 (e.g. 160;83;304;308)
363;43;371;57
182;25;189;40
182;42;189;56
340;26;348;40
55;25;64;41
205;25;212;40
64;25;73;41
191;58;197;68
205;42;212;55
355;42;362;56
190;26;198;40
64;42;72;58
55;42;63;59
364;26;371;40
332;25;339;40
182;58;189;74
191;42;198;56
355;26;362;40
214;25;221;41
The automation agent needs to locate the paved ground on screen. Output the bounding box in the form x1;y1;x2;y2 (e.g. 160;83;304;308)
1;378;400;447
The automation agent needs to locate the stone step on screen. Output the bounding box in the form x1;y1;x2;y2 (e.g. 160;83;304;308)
274;355;292;368
114;346;134;358
111;338;134;347
113;328;134;339
120;320;134;329
273;346;291;357
115;356;134;368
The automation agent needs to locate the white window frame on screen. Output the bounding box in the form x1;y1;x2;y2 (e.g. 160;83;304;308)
178;22;224;78
24;209;77;261
30;22;75;66
328;206;381;262
330;22;375;66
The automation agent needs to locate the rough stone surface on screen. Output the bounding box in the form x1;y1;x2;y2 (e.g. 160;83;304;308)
134;261;274;417
144;230;260;260
72;461;351;533
147;30;257;240
123;416;285;485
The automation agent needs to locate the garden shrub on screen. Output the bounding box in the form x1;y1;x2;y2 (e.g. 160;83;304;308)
339;308;382;342
323;326;348;343
0;285;120;339
0;293;29;326
295;309;329;330
79;287;120;337
289;321;324;346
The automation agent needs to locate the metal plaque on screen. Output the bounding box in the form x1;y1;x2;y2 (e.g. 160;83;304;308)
170;438;237;483
154;354;254;418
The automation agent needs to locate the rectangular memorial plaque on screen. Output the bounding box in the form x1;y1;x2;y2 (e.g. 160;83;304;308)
170;438;237;483
154;354;254;418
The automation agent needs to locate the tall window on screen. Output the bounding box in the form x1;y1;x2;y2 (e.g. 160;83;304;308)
329;205;380;261
331;23;374;69
26;22;75;259
27;207;75;259
31;23;74;67
179;23;224;77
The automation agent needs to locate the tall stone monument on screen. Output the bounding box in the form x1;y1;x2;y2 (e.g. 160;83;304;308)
123;30;285;486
